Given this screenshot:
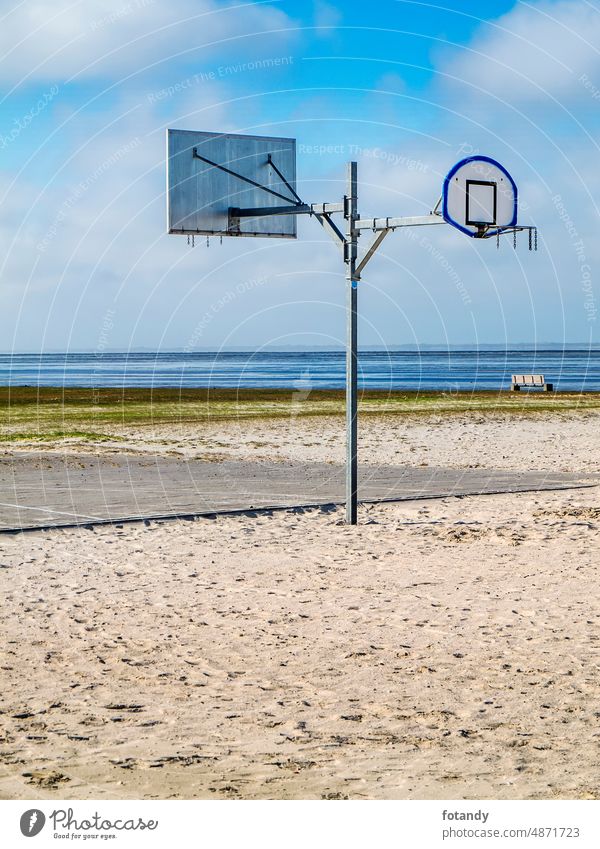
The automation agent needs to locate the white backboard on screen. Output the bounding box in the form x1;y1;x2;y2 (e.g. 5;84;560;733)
442;156;517;238
166;129;297;238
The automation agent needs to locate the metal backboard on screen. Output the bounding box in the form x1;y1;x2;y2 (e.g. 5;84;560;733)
166;129;297;238
442;156;517;238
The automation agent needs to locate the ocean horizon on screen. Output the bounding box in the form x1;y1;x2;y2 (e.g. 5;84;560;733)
1;349;599;391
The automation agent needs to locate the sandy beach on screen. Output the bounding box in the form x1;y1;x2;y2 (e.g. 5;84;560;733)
101;409;600;473
1;408;599;800
3;0;600;820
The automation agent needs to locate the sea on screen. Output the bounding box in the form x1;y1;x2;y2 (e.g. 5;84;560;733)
1;350;599;391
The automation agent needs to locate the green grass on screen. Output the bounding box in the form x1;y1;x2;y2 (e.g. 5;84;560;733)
1;387;599;441
0;429;120;443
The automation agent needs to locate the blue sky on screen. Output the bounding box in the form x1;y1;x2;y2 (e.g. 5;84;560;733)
1;0;600;350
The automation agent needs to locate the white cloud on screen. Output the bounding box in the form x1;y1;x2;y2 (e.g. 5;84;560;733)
0;0;295;85
441;0;600;104
313;0;341;36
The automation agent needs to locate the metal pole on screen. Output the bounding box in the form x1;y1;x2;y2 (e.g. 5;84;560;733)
345;162;358;525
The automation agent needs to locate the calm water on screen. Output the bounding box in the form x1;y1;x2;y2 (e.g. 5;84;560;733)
1;350;599;391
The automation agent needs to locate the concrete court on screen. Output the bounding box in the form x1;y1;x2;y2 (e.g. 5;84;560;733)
0;451;597;532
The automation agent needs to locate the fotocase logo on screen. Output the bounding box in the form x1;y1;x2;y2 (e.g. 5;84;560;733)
20;809;46;837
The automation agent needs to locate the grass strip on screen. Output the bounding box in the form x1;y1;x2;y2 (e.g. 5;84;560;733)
1;387;600;436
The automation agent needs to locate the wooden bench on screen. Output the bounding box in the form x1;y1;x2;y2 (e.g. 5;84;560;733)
511;374;553;392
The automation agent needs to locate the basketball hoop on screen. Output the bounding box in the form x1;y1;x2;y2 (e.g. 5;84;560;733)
166;132;539;523
442;155;537;249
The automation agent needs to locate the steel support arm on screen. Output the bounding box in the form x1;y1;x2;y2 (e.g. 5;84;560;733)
230;204;311;218
314;212;346;251
229;202;344;218
311;202;345;215
355;229;389;279
355;214;444;232
193;149;300;205
228;203;346;251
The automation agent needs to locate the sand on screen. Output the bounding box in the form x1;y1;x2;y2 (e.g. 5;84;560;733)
1;411;599;800
8;410;600;475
